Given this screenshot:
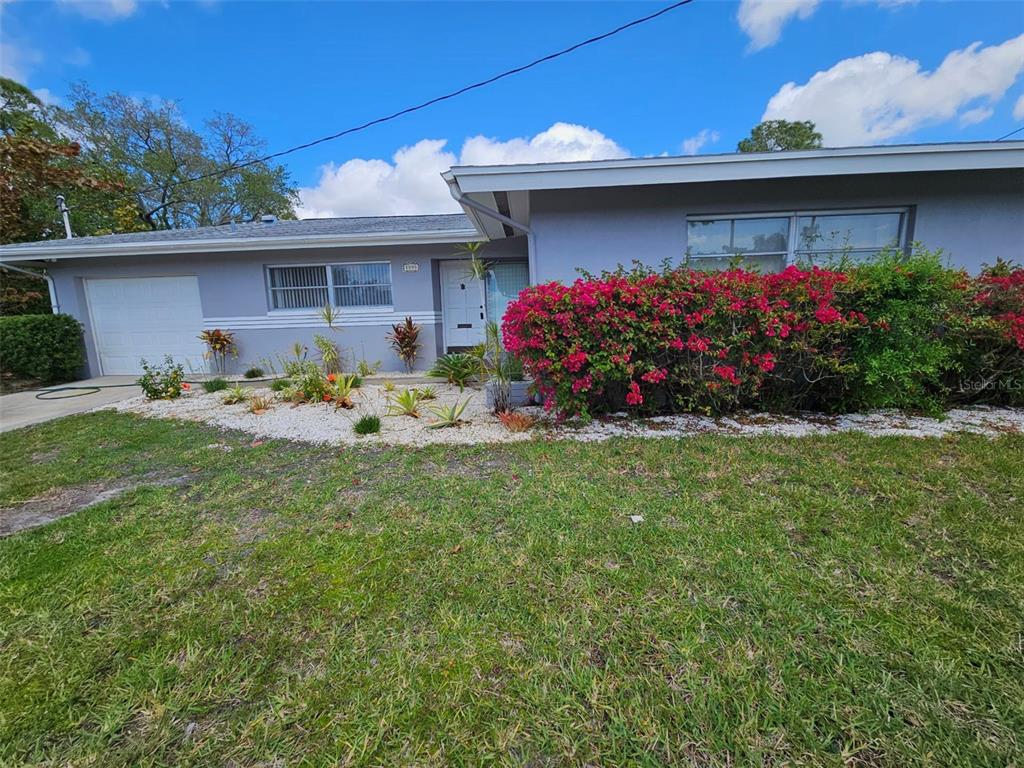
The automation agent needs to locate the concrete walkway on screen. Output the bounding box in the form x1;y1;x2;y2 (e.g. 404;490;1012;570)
0;376;141;433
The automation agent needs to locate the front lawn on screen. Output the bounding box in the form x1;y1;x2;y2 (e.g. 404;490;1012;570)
1;412;1022;766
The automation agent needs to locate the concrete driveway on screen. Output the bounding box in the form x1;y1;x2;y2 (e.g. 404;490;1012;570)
0;376;141;433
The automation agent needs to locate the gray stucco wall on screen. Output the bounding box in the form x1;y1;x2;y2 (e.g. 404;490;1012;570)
528;169;1023;282
49;238;527;377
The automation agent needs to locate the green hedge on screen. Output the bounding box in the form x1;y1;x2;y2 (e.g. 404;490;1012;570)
0;314;85;381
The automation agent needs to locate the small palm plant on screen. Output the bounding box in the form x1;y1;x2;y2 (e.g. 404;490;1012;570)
427;398;470;429
387;388;422;417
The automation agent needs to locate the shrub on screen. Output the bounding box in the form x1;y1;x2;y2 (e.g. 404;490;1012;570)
357;359;382;377
0;314;84;381
137;356;186;400
270;378;293;392
387;317;422;372
427;353;479;390
313;334;342;374
243;366;265;379
353;414;381;435
503;254;1024;417
326;373;360;409
281;359;329;402
248;394;273;414
202;377;229;393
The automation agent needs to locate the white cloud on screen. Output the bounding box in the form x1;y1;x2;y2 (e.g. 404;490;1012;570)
762;35;1024;144
57;0;138;21
296;122;629;218
1014;94;1024;121
738;0;917;51
738;0;819;51
681;129;720;155
958;106;994;127
64;46;91;67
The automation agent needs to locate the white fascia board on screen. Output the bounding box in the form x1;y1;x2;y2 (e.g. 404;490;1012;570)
448;142;1024;194
0;228;483;263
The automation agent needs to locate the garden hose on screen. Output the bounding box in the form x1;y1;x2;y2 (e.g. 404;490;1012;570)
31;380;208;401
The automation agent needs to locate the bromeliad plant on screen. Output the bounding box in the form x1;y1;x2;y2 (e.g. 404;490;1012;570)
387;316;422;372
221;384;250;405
326;373;360;409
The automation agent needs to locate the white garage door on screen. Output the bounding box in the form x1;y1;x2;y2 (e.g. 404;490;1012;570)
85;276;206;375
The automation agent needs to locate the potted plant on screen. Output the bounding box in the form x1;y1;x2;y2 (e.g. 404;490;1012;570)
480;321;532;411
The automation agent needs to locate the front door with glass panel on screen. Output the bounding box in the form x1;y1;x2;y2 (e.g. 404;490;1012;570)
441;260;486;348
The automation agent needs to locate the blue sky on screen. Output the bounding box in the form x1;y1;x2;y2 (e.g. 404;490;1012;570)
2;0;1022;216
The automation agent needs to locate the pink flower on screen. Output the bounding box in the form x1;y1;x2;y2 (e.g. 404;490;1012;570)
752;352;775;372
564;350;588;373
814;306;843;324
625;381;643;406
713;365;740;386
641;368;667;384
572;374;593;393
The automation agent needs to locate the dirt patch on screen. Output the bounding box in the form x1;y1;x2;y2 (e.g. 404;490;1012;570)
0;471;194;536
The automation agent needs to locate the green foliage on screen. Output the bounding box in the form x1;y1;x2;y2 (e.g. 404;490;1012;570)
414;386;437;400
220;384;250;405
201;377;228;393
326;373;360;409
57;83;298;230
356;359;382;377
269;378;293;392
313;333;341;374
426;398;470;428
243;366;264;379
427;353;479;390
136;356;185;400
737;120;823;153
353;413;381;435
386;388;422;417
0;313;83;381
841;249;964;413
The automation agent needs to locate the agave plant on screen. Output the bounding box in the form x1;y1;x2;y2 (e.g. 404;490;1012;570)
248;394;273;414
414;385;437;400
386;388;422;417
427;398;470;429
427;353;479;390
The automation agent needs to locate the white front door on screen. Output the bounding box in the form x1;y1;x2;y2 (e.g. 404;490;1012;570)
85;276;206;375
441;260;486;348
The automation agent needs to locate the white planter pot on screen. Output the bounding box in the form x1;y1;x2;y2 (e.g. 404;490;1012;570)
485;379;534;410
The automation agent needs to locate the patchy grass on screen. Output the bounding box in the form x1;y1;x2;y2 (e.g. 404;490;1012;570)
1;411;1022;767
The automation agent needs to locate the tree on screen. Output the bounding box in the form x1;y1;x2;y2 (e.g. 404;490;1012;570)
58;84;298;230
737;120;823;153
0;77;132;246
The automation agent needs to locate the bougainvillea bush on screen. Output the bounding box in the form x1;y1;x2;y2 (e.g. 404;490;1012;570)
503;251;1023;417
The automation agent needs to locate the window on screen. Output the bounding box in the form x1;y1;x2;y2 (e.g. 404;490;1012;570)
485;261;530;322
795;212;904;263
686;216;790;273
686;209;908;272
332;263;392;307
267;262;392;310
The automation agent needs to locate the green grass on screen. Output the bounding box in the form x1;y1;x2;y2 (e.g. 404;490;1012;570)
1;412;1022;767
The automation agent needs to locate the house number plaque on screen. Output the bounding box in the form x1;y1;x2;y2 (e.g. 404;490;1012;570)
402;262;419;273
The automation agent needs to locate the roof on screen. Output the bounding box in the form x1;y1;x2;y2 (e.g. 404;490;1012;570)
445;141;1024;192
0;213;478;261
443;140;1024;240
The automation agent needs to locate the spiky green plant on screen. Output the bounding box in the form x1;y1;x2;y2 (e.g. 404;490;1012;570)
426;398;470;428
353;414;381;435
221;384;250;405
427;353;479;390
386;388;422;418
202;377;228;393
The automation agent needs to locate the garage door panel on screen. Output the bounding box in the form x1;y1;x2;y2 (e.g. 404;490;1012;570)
86;276;206;375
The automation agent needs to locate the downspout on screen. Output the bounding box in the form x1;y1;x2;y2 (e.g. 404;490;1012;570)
0;262;59;314
444;177;538;285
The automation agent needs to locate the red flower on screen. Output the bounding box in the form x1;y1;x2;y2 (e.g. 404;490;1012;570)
814;306;843;324
326;373;337;383
713;365;740;386
641;368;667;384
181;382;190;390
625;381;643;406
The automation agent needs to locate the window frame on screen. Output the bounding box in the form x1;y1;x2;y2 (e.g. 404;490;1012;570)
685;207;911;268
265;261;394;313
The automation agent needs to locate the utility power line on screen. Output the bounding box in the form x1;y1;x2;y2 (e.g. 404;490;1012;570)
994;124;1024;141
140;0;696;195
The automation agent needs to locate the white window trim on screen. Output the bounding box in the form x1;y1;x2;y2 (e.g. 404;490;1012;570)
265;261;394;312
685;207;910;266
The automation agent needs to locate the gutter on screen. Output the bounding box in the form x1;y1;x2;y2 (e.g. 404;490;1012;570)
444;174;537;284
0;228;482;263
1;262;59;313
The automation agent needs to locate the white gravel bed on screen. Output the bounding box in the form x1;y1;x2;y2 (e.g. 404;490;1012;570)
106;384;1024;446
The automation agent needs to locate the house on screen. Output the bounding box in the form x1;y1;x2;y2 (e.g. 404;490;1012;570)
1;141;1021;377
